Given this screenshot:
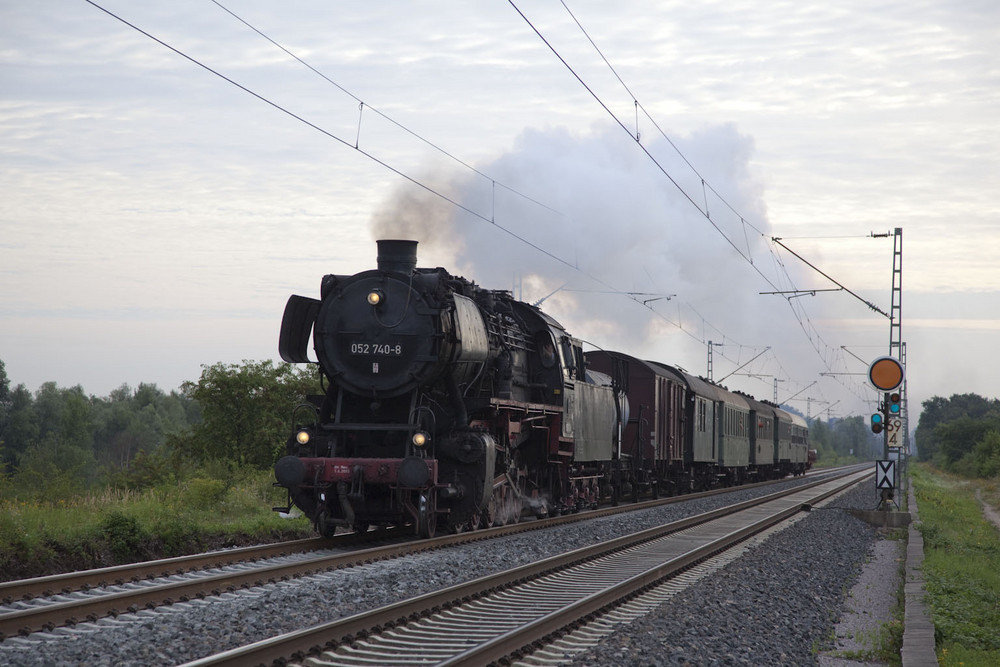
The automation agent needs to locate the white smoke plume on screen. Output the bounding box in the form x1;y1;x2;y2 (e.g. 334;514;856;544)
370;123;824;399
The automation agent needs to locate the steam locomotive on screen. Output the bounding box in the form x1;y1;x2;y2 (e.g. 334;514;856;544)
272;240;808;537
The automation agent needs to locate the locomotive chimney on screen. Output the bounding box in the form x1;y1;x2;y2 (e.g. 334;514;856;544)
376;239;418;273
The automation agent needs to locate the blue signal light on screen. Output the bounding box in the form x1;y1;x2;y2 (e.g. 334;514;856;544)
870;413;884;434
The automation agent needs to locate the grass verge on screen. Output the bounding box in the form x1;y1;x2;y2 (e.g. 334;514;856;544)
0;469;313;581
911;464;1000;667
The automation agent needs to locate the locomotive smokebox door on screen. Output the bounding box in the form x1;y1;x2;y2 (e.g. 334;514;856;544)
313;273;438;398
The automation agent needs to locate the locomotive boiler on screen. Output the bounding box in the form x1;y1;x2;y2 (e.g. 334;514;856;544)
272;240;620;537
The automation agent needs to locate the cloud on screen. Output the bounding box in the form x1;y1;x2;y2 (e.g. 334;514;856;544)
368;122;844;403
2;0;998;420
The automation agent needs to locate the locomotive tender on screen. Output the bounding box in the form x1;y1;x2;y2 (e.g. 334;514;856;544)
272;240;808;537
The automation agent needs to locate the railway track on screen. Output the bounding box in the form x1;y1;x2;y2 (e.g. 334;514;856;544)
0;536;332;603
178;467;870;667
0;469;843;641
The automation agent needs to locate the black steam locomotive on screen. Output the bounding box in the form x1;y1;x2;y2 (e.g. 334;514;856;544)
273;240;620;537
272;239;809;538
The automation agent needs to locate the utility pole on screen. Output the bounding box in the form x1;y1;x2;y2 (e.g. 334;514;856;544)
872;227;904;511
889;228;903;360
706;341;723;381
860;229;907;523
886;228;903;461
707;341;714;381
804;397;833;421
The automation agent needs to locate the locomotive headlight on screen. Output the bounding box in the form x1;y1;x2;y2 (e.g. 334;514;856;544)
295;430;311;445
366;289;384;306
412;431;429;447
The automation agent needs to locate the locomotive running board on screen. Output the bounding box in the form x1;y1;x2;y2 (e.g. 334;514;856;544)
489;397;564;413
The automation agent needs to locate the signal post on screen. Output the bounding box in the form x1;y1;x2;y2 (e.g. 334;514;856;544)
868;356;904;513
847;229;910;527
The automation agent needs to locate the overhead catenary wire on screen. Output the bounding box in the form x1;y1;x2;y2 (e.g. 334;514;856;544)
84;0;855;413
205;0;752;345
553;0;768;238
97;0;774;380
507;0;780;291
771;237;890;318
81;1;756;373
515;0;864;408
515;0;879;409
207;0;563;218
81;0;602;290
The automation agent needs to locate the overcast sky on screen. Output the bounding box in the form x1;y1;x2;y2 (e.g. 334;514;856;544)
2;0;998;428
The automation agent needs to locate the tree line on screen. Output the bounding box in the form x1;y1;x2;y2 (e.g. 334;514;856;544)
8;354;984;502
805;414;883;464
0;358;319;501
915;393;1000;478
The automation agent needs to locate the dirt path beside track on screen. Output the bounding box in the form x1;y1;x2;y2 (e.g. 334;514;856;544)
977;490;1000;532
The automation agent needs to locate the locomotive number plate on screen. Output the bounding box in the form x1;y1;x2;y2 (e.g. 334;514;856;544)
350;342;403;356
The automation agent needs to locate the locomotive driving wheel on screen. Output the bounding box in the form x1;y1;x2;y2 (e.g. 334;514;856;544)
486;484;512;526
486;479;523;526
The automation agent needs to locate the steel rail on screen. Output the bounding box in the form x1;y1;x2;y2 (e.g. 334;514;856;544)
1;468;830;603
177;468;868;667
0;467;855;640
440;471;865;666
0;537;329;602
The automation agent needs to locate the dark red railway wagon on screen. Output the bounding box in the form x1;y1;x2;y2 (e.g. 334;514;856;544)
585;350;687;468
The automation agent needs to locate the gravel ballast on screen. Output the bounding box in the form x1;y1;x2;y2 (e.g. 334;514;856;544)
1;474;888;667
564;481;887;666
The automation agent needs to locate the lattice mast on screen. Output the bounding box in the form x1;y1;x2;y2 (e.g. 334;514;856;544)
889;228;902;359
886;228;904;457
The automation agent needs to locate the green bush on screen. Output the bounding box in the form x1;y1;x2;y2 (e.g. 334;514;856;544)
102;448;177;490
153;516;203;557
100;510;150;562
184;477;228;509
